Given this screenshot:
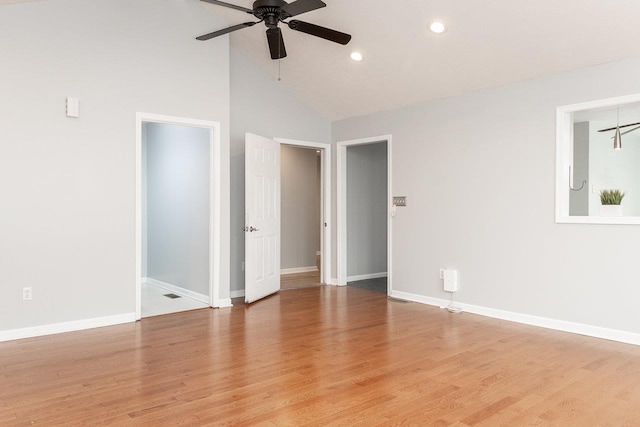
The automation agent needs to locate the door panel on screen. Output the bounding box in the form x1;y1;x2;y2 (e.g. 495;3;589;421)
245;133;280;303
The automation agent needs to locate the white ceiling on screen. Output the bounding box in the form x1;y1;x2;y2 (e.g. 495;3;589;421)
6;0;640;121
205;0;640;120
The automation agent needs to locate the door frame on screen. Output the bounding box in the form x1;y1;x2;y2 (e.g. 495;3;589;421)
135;112;222;320
336;135;393;295
275;138;332;285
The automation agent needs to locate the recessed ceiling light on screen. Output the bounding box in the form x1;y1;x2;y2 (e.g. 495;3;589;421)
429;21;446;34
350;51;363;61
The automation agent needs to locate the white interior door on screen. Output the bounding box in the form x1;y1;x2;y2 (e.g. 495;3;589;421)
245;133;281;303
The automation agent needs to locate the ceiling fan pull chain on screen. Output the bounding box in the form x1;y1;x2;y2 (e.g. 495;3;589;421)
278;58;282;81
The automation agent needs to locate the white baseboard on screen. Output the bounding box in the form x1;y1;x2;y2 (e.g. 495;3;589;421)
217;298;233;308
230;289;245;298
347;272;387;282
325;278;339;286
0;313;136;343
390;290;640;346
281;266;319;275
144;278;209;304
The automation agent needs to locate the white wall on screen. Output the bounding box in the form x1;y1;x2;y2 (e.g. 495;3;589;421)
346;142;387;277
332;56;640;334
144;123;210;296
0;0;230;332
281;146;321;270
230;49;331;293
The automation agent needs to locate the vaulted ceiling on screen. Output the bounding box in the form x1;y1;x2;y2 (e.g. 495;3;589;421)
204;0;640;120
5;0;640;121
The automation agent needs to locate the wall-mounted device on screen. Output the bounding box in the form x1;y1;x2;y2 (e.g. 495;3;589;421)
66;97;79;118
443;269;458;292
392;196;407;206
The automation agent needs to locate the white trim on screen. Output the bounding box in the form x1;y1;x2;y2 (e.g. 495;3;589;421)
143;278;209;304
230;289;245;298
0;313;135;343
347;272;387;282
336;135;393;297
217;298;233;308
136;113;223;321
556;93;640;225
281;266;319;275
390;290;640;346
325;278;339;286
275;138;332;285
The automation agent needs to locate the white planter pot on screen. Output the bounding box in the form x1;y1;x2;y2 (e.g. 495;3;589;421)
600;205;623;217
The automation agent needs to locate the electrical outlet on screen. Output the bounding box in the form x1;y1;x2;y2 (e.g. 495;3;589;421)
439;269;444;279
23;287;32;301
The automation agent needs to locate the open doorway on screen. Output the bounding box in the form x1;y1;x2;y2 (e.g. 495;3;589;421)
279;145;322;290
135;113;223;320
275;138;332;290
337;135;392;295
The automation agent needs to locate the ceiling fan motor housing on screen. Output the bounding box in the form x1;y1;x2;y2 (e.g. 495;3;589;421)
253;0;291;27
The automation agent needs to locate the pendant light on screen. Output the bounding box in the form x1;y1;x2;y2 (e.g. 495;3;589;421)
614;108;622;150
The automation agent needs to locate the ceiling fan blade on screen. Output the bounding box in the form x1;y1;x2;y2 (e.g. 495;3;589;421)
618;124;640;137
196;22;257;41
266;27;287;59
281;0;326;17
287;20;351;45
598;121;640;132
200;0;254;14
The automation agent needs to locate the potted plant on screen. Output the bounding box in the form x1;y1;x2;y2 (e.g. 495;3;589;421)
600;189;625;216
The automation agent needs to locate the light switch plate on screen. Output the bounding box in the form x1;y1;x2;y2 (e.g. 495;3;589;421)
393;196;407;206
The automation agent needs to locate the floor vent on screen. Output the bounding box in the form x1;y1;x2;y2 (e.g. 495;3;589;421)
163;293;182;299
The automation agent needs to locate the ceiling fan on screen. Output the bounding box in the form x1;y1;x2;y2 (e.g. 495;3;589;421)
196;0;352;60
598;120;640;150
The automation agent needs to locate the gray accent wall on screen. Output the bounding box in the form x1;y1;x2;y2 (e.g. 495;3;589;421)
281;146;321;270
570;122;589;216
0;0;231;331
144;123;210;296
332;56;640;335
346;143;388;277
230;49;331;293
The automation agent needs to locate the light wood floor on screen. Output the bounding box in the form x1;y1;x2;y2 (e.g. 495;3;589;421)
2;286;640;425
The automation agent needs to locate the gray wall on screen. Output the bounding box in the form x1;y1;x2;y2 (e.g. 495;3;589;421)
346;142;388;277
144;123;210;296
230;49;331;293
570;122;589;216
332;55;640;334
0;0;231;331
281;146;321;270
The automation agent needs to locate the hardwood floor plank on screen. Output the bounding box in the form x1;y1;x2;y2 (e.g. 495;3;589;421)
2;286;640;425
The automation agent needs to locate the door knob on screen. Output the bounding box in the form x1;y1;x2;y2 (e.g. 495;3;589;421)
249;226;259;232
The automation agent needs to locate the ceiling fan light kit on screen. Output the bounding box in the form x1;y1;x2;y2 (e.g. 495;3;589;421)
595;108;640;150
614;127;622;150
197;0;352;60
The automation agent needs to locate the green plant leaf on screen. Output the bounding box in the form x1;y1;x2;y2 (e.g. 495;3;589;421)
600;189;626;205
